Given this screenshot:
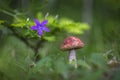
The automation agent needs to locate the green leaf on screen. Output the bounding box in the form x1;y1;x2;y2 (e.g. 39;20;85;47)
77;59;91;69
0;20;4;24
90;53;107;70
33;57;52;73
47;16;56;24
11;18;34;27
54;59;67;75
37;12;44;21
43;36;56;42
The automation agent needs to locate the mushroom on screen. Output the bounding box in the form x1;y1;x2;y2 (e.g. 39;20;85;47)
61;36;84;68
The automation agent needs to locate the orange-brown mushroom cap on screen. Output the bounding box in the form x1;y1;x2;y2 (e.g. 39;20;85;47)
61;36;84;50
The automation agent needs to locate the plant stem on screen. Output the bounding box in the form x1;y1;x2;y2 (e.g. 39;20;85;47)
69;49;77;69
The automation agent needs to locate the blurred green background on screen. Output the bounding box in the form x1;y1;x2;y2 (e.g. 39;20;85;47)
0;0;120;80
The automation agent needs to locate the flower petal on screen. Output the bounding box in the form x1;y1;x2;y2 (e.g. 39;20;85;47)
43;27;50;32
41;20;48;26
34;19;40;25
31;26;38;30
38;30;43;36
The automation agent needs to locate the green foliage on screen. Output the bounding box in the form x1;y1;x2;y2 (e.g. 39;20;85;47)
58;18;89;34
9;12;89;42
0;0;120;80
0;37;108;80
0;8;90;80
0;36;111;80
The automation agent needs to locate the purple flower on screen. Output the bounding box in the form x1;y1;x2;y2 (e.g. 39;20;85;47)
31;19;50;36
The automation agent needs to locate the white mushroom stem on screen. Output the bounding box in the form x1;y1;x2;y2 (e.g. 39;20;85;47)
69;49;77;69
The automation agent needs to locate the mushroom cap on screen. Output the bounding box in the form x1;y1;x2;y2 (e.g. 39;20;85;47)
61;36;84;50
